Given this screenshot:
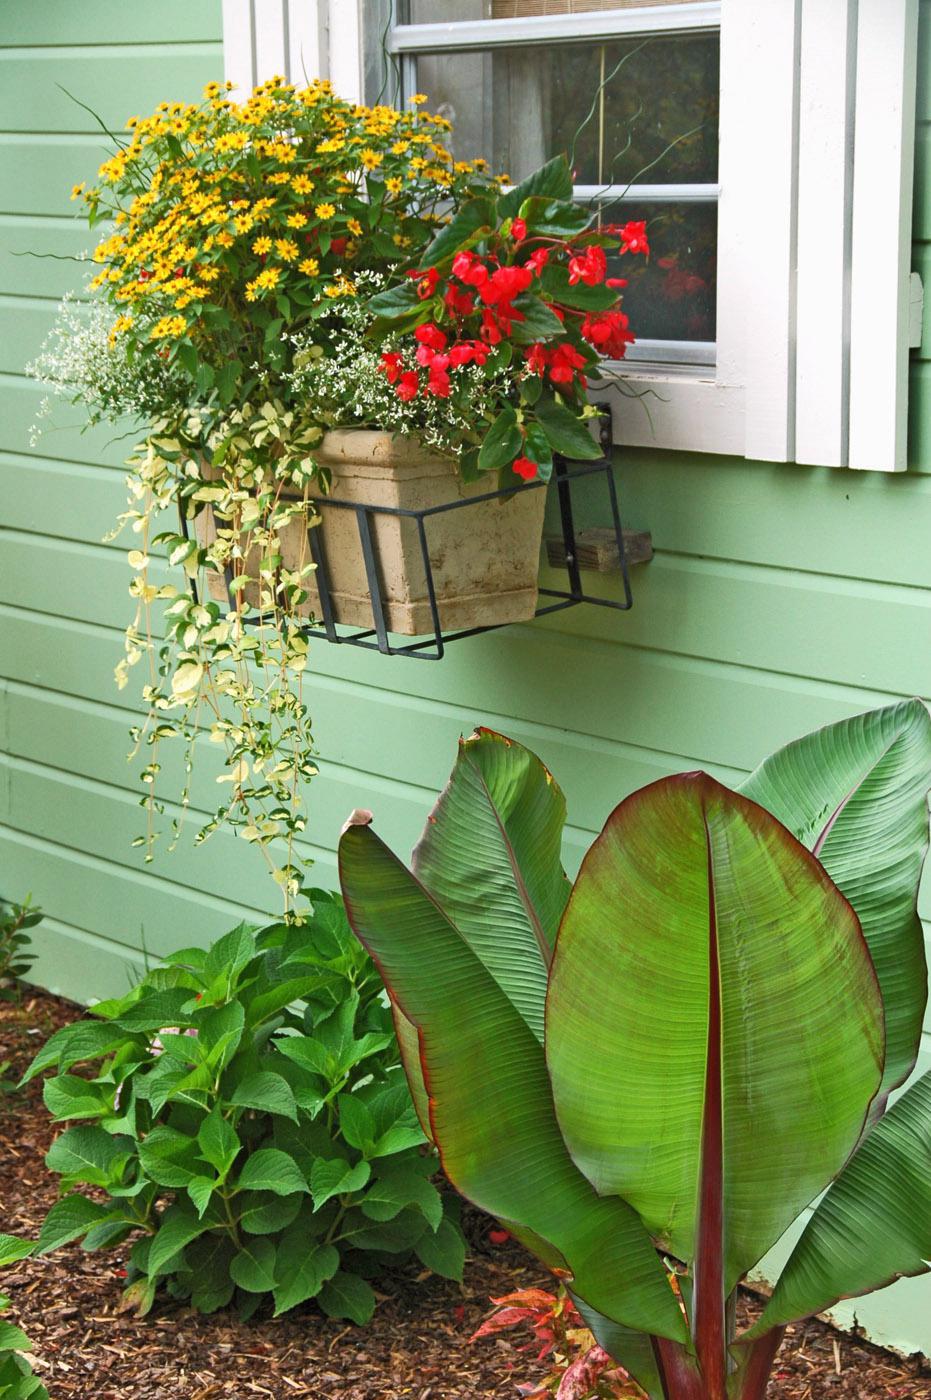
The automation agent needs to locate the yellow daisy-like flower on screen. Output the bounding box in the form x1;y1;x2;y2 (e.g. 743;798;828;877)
298;257;319;276
347;218;363;236
286;212;307;229
252;236;273;255
323;276;356;298
385;177;403;195
149;314;187;340
360;148;382;170
203;80;223;99
216;231;235;248
409;93;428;104
233;213;254;234
267;171;291;184
390;141;410;156
314;202;336;219
275;237;299;261
291;174;315;194
316;137;345;154
70;182;86;201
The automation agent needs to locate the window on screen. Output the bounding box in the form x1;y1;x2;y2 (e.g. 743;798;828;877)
379;2;720;365
223;0;921;472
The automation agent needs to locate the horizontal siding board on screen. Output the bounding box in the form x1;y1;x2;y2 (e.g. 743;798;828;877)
4;525;930;698
0;456;121;545
0;2;223;47
0;218;92;299
0;378;130;467
0;50;223;135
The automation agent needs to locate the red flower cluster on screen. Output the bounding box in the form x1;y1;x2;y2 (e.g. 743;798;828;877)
379;214;649;482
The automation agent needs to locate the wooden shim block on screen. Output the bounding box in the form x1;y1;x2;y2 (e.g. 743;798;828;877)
545;526;653;572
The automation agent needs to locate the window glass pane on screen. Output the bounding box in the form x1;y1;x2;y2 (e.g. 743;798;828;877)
601;201;717;342
413;34;718;185
407;1;702;19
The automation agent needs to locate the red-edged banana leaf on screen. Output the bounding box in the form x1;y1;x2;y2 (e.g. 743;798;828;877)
412;729;570;1044
751;1068;931;1335
740;700;931;1101
546;773;885;1301
338;821;687;1344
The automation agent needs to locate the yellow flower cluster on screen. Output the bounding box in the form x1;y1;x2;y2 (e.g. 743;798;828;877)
78;75;498;360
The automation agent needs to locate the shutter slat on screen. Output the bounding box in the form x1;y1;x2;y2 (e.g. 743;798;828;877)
718;0;801;463
287;1;326;85
848;0;920;472
253;0;288;83
794;0;857;468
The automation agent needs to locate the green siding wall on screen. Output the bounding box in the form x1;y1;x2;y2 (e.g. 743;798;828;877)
1;0;930;1356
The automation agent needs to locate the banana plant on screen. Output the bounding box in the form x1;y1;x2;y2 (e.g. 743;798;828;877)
338;702;931;1400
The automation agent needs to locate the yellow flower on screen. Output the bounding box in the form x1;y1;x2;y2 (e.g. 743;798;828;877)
149;315;187;340
233;213;254;234
267;171;291;184
360;148;382;170
347;217;363;236
454;161;474;174
286;212;307;229
298;257;319;276
390;140;410;156
314;202;335;219
323;277;356;298
291;174;315;194
214;130;249;152
385;177;403;195
410;93;428;104
316;137;345;154
216;231;235;248
252;236;273;255
70;182;85;201
203;80;223;99
275;237;299;261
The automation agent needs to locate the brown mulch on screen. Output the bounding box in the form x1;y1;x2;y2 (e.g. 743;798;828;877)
0;991;928;1399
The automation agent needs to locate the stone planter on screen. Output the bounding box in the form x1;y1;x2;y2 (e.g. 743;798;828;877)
200;429;547;636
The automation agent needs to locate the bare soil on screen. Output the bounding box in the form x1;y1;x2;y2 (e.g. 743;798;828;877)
1;990;928;1400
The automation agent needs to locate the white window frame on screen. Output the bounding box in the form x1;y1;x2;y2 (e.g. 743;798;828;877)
224;0;920;470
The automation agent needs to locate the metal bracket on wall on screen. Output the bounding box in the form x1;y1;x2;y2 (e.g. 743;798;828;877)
181;451;649;663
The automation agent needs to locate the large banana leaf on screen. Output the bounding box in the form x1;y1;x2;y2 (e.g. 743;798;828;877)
546;773;885;1294
572;1293;666;1399
752;1068;931;1333
740;700;931;1099
338;820;688;1343
412;729;570;1042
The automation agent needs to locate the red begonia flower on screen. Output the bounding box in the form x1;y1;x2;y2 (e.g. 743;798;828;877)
395;370;419;400
510;217;527;241
618;219;649;256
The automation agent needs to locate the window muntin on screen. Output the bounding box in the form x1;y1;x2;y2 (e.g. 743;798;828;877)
382;3;720;360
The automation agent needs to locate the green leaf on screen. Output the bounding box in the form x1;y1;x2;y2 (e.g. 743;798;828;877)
230;1237;277;1294
338;812;686;1343
363;1171;443;1231
412;728;569;1045
414;1216;466;1280
539;262;617;312
370;1121;427;1157
310;1157;370;1209
22;1021;135;1083
42;1074;110;1121
740;699;931;1101
337;1094;375;1153
499;155;573;218
203;923;256;988
238;1191;303;1235
522;422;554;480
318;1270;376;1325
533;398;602;460
477;405;523;475
0;1237;32;1268
517;195;593;240
137;1125;203;1188
422;195;496;269
275;1036;330;1077
754;1069;931;1333
36;1194;114;1253
186;1176;217;1219
45;1127;131;1187
198;1001;245;1071
571;1296;665;1400
365;281;420;320
230;1072;299;1124
508;294;566;345
114;989;195;1032
0;1321;31;1353
273;1239;340;1316
237;1148;308;1196
547;772;884;1291
197;1107;240;1178
148;1205;214;1276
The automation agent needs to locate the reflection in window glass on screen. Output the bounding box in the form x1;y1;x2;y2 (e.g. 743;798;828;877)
408;1;701;19
603;202;717;342
414;35;718;184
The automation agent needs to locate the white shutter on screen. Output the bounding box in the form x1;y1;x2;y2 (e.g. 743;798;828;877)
847;0;920;471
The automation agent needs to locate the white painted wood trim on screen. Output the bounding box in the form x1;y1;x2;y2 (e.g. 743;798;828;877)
253;0;289;84
594;372;745;456
848;0;920;472
328;1;364;105
222;0;255;92
794;0;857;468
388;4;721;52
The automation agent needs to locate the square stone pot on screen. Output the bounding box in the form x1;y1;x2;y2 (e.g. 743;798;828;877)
200;429;547;636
